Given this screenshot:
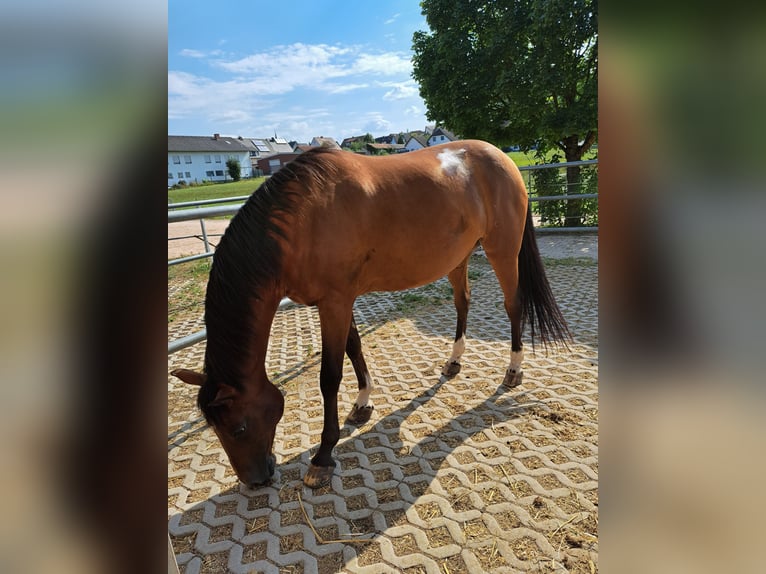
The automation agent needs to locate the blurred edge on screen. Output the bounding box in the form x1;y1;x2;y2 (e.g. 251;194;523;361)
0;2;167;573
2;0;766;572
601;2;766;573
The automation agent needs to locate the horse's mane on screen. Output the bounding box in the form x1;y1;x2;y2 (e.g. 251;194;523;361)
199;147;340;419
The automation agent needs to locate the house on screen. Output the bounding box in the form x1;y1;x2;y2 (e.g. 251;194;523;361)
310;136;341;149
427;127;457;147
365;142;405;155
256;152;302;175
403;133;429;152
236;136;295;174
168;134;252;186
293;144;314;154
374;133;403;145
340;135;368;150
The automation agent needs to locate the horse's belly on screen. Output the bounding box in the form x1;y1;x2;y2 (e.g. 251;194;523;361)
360;234;478;294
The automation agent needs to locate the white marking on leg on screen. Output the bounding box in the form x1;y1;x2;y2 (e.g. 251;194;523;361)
509;349;524;373
355;374;374;408
437;148;468;178
448;335;466;364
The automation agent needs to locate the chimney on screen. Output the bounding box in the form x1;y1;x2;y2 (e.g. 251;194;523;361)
213;133;220;140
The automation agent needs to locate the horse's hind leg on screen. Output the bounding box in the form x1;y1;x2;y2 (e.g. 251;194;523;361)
345;314;375;425
483;251;525;388
441;256;471;377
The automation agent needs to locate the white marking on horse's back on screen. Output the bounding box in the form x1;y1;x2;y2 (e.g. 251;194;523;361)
437;148;468;177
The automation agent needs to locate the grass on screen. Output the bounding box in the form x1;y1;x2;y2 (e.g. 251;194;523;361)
507;148;598;168
168;177;267;205
507;150;556;167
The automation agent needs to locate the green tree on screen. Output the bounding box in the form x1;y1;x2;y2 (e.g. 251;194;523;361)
412;0;597;225
225;158;241;181
362;132;374;143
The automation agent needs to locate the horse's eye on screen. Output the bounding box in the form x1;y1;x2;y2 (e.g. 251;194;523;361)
232;424;247;438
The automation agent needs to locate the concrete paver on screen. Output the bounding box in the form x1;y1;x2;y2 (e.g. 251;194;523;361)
168;243;598;573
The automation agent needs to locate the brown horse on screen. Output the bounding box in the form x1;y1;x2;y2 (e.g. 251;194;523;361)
171;140;570;488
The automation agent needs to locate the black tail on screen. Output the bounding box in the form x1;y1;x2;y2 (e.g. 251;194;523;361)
518;207;572;349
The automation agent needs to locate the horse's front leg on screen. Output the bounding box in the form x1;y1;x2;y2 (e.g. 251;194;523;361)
304;300;353;489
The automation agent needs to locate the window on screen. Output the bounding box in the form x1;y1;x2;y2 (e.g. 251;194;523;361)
215;170;223;176
206;170;214;177
172;155;180;164
184;155;192;164
185;172;191;178
215;155;221;163
205;155;211;163
168;173;173;179
177;172;183;179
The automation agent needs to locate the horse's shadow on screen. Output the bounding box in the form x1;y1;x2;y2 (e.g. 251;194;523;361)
169;368;546;572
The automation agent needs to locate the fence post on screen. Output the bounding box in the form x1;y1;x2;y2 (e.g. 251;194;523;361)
200;219;211;253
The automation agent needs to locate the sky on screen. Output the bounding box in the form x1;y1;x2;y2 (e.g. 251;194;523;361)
168;1;433;144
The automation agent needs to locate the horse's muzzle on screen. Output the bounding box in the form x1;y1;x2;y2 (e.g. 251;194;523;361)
244;454;276;488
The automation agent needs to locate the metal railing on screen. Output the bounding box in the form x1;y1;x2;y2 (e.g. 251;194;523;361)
519;159;598;233
167;159;597;354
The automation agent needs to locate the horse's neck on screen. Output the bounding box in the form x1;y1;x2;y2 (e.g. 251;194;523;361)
243;288;282;380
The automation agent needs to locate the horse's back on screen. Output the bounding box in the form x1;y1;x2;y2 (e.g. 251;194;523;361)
281;141;528;301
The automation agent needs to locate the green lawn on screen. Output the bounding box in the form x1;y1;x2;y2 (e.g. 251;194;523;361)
168;177;267;205
507;150;552;167
507;148;597;167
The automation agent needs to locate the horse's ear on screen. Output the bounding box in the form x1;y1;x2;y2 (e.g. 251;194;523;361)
171;368;206;387
208;384;238;408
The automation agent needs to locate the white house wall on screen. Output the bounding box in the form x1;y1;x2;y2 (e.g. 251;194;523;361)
427;134;451;146
167;151;251;185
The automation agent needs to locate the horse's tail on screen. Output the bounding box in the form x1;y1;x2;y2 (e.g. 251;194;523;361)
518;206;572;349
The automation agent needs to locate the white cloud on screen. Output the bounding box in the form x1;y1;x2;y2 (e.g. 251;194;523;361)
169;42;428;142
211;43;411;91
363;113;392;134
385;13;401;25
215;43;350;86
321;82;369;94
404;105;421;116
179;48;206;58
352;53;412;75
380;80;419;100
168;70;279;120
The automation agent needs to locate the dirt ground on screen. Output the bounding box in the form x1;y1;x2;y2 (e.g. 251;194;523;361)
168;240;598;573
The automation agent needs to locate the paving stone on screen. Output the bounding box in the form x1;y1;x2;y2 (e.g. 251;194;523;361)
169;254;598;573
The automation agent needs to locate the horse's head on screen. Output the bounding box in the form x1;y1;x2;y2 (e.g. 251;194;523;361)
171;368;285;487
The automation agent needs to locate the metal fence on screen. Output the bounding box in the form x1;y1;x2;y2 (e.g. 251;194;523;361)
168;159;597;354
519;159;598;233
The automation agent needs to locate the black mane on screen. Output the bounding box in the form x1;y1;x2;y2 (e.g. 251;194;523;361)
198;147;340;419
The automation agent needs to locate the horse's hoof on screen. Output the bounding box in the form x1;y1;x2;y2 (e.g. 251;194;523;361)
502;369;524;388
346;404;374;425
303;463;335;489
441;361;462;377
